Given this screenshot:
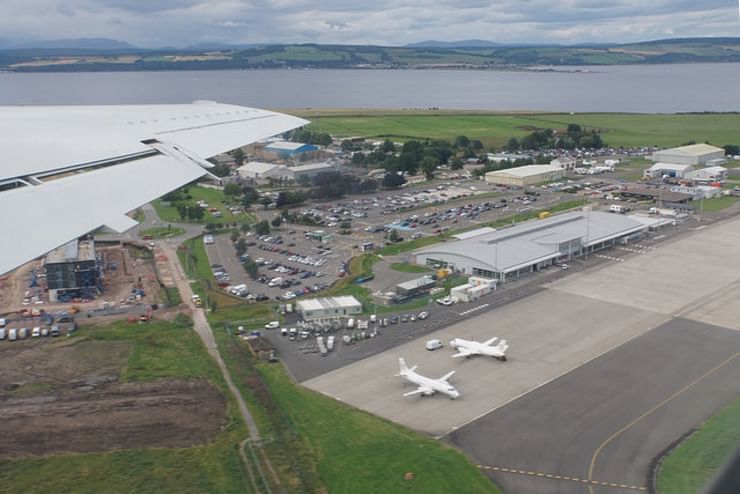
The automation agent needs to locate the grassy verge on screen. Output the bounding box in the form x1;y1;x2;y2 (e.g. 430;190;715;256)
657;398;740;494
378;236;445;256
153;185;255;226
298;110;740;149
0;317;252;493
256;361;500;494
696;195;738;212
139;226;186;238
390;262;432;273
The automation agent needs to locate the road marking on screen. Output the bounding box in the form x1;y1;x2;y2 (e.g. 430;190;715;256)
587;351;740;494
594;254;625;262
476;465;646;491
458;303;490;316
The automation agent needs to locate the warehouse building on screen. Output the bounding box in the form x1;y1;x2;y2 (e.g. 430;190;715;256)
685;166;728;184
296;296;362;320
485;165;566;186
283;162;337;181
236;161;286;180
396;276;436;297
651;144;725;166
643;163;694;179
45;239;100;302
263;141;319;158
414;211;648;283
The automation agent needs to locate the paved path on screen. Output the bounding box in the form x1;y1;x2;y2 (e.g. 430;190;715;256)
161;243;261;441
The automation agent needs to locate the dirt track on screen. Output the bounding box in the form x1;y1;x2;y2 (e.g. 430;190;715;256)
0;340;227;457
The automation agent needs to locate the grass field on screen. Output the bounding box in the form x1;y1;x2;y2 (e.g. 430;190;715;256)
138;226;186;239
696;195;738;212
292;110;740;149
153;185;255;226
256;362;500;494
390;262;431;273
657;398;740;494
0;317;253;494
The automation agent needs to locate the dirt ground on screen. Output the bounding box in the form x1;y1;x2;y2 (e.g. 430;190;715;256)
0;242;165;315
0;339;226;457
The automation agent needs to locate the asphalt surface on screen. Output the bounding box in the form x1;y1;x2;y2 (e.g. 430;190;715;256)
447;319;740;494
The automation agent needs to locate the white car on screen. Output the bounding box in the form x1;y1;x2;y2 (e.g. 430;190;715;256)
436;297;453;306
425;339;444;351
418;311;429;320
32;327;40;338
264;321;280;330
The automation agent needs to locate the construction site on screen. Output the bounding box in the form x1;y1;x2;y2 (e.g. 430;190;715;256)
0;240;169;318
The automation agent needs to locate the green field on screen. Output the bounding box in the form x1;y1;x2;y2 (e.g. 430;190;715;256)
138;226;186;239
293;110;740;149
657;398;740;494
696;195;738;212
153;185;255;225
255;361;500;494
0;317;253;494
390;262;432;273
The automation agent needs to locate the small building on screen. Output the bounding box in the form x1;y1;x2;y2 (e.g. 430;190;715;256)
236;161;286;180
651;144;725;166
45;239;100;302
284;162;337;181
684;166;728;184
551;157;577;170
296;296;362;320
264;141;319;158
487;153;533;164
396;276;437;297
643;163;694;180
450;276;497;302
485;165;566;187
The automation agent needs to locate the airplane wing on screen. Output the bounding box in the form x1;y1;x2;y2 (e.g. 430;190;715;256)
483;336;499;346
403;386;434;397
451;348;475;358
0;102;308;275
439;370;456;382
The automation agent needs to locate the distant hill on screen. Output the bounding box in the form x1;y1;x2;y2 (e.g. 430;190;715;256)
0;37;139;51
405;39;502;48
3;37;740;71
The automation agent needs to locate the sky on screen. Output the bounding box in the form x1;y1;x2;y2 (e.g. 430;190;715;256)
0;0;739;48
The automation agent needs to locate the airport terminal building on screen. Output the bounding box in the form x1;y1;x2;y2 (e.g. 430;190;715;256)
414;210;649;282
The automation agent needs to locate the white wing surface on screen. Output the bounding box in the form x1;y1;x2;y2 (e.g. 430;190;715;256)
0;102;308;275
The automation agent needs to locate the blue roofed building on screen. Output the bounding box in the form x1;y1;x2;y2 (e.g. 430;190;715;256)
264;140;319;158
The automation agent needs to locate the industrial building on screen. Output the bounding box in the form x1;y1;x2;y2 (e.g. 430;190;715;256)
396;276;437;297
285;162;337;181
45;239;100;302
263;141;319;158
296;296;362;320
651;144;725;166
550;157;577;170
485;165;566;186
414;210;649;283
236;161;285;180
685;166;728;184
643;163;694;179
450;276;497;302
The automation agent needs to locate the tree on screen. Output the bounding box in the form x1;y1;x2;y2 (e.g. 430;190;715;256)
454;135;470;148
506;138;519;151
242;259;259;280
231;148;245;167
240;223;251;233
340;139;356;152
235;239;247;256
389;229;401;243
381;139;395;153
188;206;205;221
205;223;218;232
209;300;218;313
224;183;241;197
382;173;406;189
471;140;484;150
254;220;270;236
271;216;282;228
230;231;240;243
451;158;464;170
723;144;739;156
421;156;438;180
241;186;260;207
259;196;272;209
210;163;231;178
176;205;188;220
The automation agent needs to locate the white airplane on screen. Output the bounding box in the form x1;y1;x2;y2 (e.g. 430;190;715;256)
449;337;509;361
0;102;308;275
397;357;460;399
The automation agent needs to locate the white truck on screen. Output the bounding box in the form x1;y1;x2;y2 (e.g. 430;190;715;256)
327;335;335;351
346;318;355;329
609;204;630;214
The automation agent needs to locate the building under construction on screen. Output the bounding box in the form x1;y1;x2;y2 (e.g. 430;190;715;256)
45;239;101;302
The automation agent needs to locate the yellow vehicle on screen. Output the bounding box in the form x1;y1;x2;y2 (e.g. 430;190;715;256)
538;211;551;219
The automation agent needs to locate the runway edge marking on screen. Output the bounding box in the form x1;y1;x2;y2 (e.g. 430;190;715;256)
477;465;646;491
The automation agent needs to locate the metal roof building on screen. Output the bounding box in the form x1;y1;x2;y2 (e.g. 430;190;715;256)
264;141;319;157
485;165;566;186
643;163;694;179
236;161;285;179
651;144;725;166
296;296;362;320
414;210;649;282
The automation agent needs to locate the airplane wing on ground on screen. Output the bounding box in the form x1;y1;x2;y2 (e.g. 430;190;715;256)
403;387;433;397
0;102;308;275
451;348;474;358
483;336;499;346
439;370;456;382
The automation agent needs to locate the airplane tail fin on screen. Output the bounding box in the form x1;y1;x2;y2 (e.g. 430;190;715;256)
497;340;508;353
399;357;409;373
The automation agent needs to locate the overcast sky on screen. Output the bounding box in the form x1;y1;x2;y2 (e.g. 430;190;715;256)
1;0;739;47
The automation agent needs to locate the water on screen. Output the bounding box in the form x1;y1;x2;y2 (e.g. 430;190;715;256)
0;63;738;112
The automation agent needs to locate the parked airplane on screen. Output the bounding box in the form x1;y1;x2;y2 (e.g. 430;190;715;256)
397;357;460;399
449;337;508;361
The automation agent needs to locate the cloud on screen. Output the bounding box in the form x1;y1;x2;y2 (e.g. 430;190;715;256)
0;0;737;47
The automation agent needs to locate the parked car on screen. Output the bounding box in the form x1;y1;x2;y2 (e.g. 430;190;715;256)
264;321;280;330
418;311;429;320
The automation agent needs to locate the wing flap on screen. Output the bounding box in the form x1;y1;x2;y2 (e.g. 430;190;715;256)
451;348;472;358
403;387;432;397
